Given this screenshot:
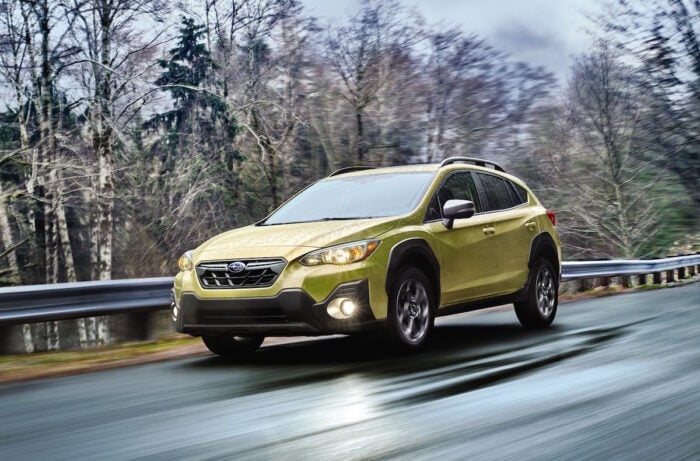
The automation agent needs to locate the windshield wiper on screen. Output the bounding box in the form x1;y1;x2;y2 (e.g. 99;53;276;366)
260;216;380;226
314;216;379;221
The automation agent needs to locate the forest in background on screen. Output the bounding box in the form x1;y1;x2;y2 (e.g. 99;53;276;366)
0;0;698;348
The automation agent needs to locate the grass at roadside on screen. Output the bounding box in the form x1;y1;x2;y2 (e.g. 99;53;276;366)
0;336;207;384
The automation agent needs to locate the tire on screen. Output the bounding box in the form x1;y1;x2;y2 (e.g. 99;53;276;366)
387;266;435;349
514;258;558;329
201;335;265;357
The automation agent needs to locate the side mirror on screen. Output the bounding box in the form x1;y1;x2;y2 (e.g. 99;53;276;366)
442;199;475;229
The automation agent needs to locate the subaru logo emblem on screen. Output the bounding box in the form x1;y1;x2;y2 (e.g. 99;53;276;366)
228;261;247;273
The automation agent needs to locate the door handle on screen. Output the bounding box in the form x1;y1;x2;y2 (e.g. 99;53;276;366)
482;226;496;236
525;221;537;231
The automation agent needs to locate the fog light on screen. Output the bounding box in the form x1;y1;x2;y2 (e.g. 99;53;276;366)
340;299;356;316
171;300;179;322
327;297;357;319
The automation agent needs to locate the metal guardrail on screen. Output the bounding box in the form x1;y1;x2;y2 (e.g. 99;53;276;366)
560;254;700;281
0;277;173;326
0;256;698;325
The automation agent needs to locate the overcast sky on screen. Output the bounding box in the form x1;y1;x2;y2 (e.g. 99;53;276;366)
303;0;601;83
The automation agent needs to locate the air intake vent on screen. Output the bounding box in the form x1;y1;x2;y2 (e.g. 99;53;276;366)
196;259;286;289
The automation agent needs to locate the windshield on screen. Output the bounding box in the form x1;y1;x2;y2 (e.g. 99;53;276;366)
261;172;434;225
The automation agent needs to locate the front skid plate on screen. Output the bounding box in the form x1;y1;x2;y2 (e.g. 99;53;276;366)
178;280;379;336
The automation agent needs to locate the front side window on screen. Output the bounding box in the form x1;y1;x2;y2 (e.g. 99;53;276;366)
262;172;434;225
425;172;482;221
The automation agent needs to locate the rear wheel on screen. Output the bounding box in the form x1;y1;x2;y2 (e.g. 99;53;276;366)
387;266;435;349
201;335;265;357
514;258;558;329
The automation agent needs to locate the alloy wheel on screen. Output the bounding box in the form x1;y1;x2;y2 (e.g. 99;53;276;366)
536;266;556;318
396;278;430;344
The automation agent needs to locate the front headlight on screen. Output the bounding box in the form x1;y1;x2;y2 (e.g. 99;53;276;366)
300;240;380;266
178;251;194;272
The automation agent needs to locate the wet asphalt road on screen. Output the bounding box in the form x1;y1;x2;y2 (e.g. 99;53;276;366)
1;283;699;460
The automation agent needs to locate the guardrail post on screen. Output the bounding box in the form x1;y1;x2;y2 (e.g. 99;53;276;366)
653;272;662;285
689;265;696;277
678;266;686;280
577;278;592;292
0;325;26;354
666;269;676;283
620;275;632;288
637;274;647;285
122;312;152;341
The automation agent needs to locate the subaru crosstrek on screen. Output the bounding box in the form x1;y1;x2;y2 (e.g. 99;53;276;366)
172;157;561;356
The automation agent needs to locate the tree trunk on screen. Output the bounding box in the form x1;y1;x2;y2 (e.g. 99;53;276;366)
267;150;279;209
44;176;59;284
44;191;60;351
56;187;76;282
46;320;59;351
356;109;366;162
15;6;37;352
36;0;55;280
89;5;117;345
0;185;21;284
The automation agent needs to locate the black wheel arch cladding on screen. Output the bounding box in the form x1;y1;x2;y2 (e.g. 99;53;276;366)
386;238;441;307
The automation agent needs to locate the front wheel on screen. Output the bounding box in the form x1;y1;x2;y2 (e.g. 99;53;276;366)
387;266;435;349
201;335;265;357
514;258;558;329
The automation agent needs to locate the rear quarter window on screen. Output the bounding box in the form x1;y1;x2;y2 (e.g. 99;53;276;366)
510;182;529;205
476;173;523;211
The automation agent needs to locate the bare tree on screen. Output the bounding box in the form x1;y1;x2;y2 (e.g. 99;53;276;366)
193;0;303;209
2;0;80;350
325;0;418;163
66;0;167;344
0;0;29;284
598;0;700;205
527;42;669;258
422;29;504;162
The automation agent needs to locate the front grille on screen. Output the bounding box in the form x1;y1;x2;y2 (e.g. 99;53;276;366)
196;258;286;289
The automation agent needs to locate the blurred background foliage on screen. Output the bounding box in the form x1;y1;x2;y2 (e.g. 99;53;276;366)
0;0;698;291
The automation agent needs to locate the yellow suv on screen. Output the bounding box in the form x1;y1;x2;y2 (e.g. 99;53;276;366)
172;157;561;356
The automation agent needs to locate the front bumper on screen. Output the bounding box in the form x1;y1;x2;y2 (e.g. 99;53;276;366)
174;280;379;336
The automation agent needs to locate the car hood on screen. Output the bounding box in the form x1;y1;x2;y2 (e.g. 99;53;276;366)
194;217;399;262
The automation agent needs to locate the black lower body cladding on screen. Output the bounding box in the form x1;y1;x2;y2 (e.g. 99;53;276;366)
177;280;378;336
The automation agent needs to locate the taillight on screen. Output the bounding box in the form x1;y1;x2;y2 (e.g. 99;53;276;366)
546;210;556;226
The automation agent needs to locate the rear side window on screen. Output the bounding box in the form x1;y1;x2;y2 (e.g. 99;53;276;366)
476;173;523;211
425;172;482;221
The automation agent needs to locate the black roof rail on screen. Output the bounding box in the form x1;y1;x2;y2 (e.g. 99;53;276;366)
328;166;377;177
439;156;505;172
